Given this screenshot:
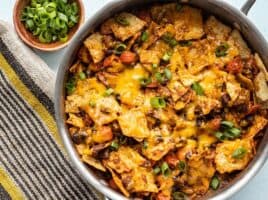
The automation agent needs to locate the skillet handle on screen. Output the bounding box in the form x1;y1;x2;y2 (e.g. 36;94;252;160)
241;0;256;15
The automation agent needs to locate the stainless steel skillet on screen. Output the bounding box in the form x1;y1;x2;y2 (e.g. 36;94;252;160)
55;0;268;199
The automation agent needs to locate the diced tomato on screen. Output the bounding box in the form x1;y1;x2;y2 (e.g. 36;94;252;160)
146;81;159;88
247;103;261;115
209;118;221;130
226;56;243;74
165;153;179;168
120;51;137;64
108;179;118;190
156;192;170;200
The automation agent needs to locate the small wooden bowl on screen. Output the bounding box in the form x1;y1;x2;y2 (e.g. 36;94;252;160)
13;0;85;51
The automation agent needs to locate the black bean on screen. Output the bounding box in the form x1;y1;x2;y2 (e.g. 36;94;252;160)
72;131;88;144
221;93;230;106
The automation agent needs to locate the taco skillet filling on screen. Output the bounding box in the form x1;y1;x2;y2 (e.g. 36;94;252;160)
64;3;268;200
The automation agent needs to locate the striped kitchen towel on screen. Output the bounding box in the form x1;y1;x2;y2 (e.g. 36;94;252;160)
0;21;102;200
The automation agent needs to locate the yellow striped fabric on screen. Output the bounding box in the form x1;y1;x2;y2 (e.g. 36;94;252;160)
0;22;102;200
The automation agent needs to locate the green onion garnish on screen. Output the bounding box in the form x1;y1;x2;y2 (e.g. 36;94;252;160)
103;88;114;97
152;63;158;69
139;77;152;87
141;31;149;42
89;101;96;107
215;43;230;57
155;72;165;83
161;162;171;176
114;15;129;26
162;52;172;62
110;140;119;150
232;147;247;159
162;33;178;47
21;0;79;43
221;121;234;128
114;43;127;54
150;97;166;109
178;160;186;172
210;176;220;190
179;40;192;47
153;167;161;175
214;131;225;141
164;68;172;80
79;72;86;80
191;82;204;95
143;140;148;149
65;77;76;94
155;69;172;84
172;191;187;200
214;121;242;141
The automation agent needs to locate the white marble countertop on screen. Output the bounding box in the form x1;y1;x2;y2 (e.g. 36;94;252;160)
1;0;268;199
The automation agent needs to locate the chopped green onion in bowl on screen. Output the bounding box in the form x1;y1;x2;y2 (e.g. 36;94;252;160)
20;0;80;44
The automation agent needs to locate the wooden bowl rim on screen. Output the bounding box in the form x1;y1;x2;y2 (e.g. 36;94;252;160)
13;0;85;51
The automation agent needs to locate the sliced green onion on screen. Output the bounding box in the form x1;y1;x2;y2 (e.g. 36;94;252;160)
139;77;152;87
164;68;172;80
161;162;171;177
232;147;247;159
172;191;187;200
143;140;148;149
153;167;161;175
114;15;129;26
215;121;241;141
89;101;96;107
152;63;158;69
47;11;56;18
33;27;41;36
215;43;230;57
65;77;76;94
103;88;114;97
221;121;234;128
155;72;165;83
229;127;241;137
178;160;186;172
162;52;172;62
38;31;52;43
141;31;149;42
25;19;34;30
110;140;119;150
21;0;79;44
162;32;177;47
191;82;204;95
210;176;220;190
114;43;126;54
214;131;225;141
179;40;192;47
78;72;86;80
59;34;68;42
151;97;166;109
58;12;68;22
